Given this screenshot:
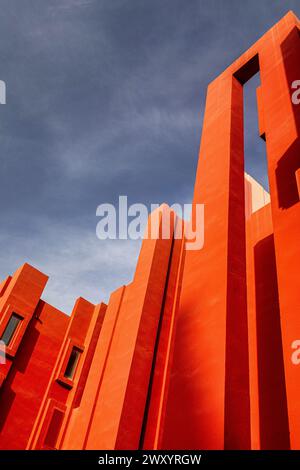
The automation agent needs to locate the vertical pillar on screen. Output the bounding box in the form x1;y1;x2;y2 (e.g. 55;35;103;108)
84;206;174;449
162;71;250;449
0;264;48;387
141;223;185;449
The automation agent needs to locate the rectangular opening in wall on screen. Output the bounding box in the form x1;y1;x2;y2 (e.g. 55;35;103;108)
43;408;64;449
64;347;81;380
0;313;22;346
243;69;270;218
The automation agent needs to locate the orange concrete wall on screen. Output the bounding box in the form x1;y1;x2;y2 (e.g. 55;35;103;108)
246;204;289;449
61;285;126;449
0;299;69;449
142;221;185;450
0;264;49;389
161;66;250;452
27;298;106;450
61;206;178;450
159;11;300;450
258;17;300;450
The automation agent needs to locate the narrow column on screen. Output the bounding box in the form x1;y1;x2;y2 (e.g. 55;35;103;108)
161;71;250;449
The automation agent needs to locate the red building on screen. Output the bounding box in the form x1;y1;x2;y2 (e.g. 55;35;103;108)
0;11;299;450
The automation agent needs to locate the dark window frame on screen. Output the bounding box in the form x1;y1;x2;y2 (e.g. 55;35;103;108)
0;313;23;346
63;346;81;380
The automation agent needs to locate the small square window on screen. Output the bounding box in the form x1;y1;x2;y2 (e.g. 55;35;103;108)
64;347;81;380
0;313;22;346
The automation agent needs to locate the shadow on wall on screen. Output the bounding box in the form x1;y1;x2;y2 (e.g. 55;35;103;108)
276;27;300;209
254;234;290;449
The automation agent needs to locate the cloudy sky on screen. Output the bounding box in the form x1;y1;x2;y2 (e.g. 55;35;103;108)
0;0;299;313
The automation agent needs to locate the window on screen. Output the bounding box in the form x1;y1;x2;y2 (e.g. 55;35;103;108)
0;313;22;346
64;347;81;380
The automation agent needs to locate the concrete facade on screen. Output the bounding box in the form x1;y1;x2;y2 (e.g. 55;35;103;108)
0;11;299;450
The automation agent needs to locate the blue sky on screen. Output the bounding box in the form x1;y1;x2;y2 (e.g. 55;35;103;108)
0;0;299;313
